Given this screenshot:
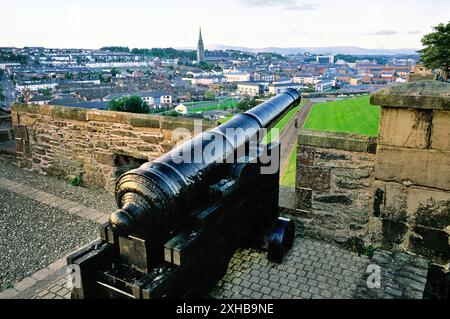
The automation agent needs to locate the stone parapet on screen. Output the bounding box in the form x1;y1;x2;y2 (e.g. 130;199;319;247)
295;129;377;247
370;81;450;265
11;103;214;192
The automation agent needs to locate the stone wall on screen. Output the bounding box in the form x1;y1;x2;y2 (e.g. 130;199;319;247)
369;81;450;265
11;103;214;192
295;129;377;247
0;114;13;143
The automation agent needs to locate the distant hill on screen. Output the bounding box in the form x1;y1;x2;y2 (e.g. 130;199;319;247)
179;44;419;55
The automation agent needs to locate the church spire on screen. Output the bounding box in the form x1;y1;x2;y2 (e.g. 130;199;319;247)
199;27;203;44
197;26;205;63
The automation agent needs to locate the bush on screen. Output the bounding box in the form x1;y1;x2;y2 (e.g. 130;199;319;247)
69;175;82;187
108;95;149;114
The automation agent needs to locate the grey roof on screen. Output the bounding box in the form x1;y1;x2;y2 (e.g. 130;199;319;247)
29;95;52;102
106;91;170;100
56;101;109;110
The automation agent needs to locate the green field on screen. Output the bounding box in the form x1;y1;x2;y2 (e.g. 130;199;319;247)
303;96;380;137
186;98;236;113
280;145;297;187
281;96;381;186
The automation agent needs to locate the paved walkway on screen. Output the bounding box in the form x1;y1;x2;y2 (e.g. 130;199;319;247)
31;237;370;299
279;102;313;176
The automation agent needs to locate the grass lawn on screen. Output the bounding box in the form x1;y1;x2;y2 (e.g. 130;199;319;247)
280;145;297;187
280;96;380;186
188;98;236;113
303;96;380;137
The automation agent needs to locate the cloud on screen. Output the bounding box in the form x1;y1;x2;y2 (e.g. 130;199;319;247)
407;30;421;35
366;30;398;36
238;0;320;10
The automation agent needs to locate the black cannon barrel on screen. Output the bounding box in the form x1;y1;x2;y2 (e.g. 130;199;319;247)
110;89;301;238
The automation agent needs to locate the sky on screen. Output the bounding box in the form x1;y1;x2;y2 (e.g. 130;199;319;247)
0;0;448;50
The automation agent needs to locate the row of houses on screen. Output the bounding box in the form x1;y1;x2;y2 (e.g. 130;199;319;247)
28;91;173;109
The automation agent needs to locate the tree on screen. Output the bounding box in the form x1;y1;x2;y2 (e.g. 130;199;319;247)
111;68;119;77
419;21;450;82
204;90;215;101
108;96;149;114
237;97;258;112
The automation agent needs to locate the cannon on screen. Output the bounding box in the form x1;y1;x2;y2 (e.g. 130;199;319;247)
67;89;301;299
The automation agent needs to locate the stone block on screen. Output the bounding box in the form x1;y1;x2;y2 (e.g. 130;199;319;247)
407;187;450;229
160;118;196;132
370;80;450;110
297;165;331;191
298;129;369;152
431;110;450;151
378;107;432;149
86;110;132;124
130;114;161;128
50;106;87;122
92;152;114;166
375;146;450;191
297;146;314;166
296;187;312;210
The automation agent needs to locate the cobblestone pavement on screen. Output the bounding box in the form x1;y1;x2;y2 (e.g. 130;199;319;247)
355;250;430;299
30;237;370;299
0;155;371;300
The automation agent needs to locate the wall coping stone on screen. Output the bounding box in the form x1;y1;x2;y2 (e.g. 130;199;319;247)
11;103;215;132
298;129;374;153
370;80;450;110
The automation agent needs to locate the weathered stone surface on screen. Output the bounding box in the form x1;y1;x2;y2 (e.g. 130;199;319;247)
371;181;408;223
299;129;370;152
130;114;161;128
355;250;429;299
296;187;312;210
297;166;331;191
295;132;376;246
87;110;132;124
375;146;450;191
431;110;450;151
297;146;314;166
407;187;450;229
371;80;450;110
378;107;432;149
11;104;214;192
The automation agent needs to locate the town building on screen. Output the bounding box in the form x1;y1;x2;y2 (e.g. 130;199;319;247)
268;83;304;95
316;54;334;64
315;79;335;92
293;73;317;85
350;77;363;86
237;82;263;97
224;72;251;83
105;91;172;108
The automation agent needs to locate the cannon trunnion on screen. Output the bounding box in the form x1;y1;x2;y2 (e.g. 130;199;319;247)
67;90;301;299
